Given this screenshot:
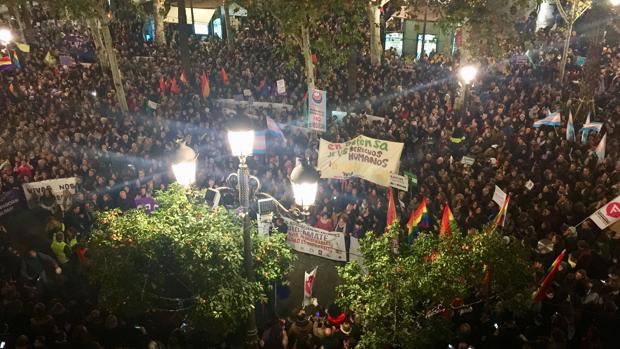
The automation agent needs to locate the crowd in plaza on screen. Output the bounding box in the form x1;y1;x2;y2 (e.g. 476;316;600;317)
0;4;620;349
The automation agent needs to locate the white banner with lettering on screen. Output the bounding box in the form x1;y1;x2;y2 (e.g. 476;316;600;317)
284;217;346;262
22;178;77;207
317;135;404;187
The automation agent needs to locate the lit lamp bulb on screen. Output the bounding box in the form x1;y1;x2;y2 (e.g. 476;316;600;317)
458;65;479;85
290;158;320;210
0;28;12;45
227;115;255;157
171;142;197;187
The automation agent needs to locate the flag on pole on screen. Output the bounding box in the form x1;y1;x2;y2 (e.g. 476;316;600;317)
170;78;180;95
221;67;229;85
10;50;20;68
533;111;561;128
180;69;188;84
16;43;30;53
159;77;167;93
566;111;575;142
266;116;286;141
386;188;397;230
406;196;430;238
302;267;318;306
201;70;210;98
439;203;456;238
44;51;56;66
595;134;606;163
0;55;14;71
493;195;510;229
533;249;566;302
253;130;266;154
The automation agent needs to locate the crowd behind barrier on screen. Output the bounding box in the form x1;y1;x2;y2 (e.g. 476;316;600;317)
0;6;620;349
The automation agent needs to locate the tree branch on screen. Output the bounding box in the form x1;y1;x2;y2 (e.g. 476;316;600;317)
268;9;302;47
554;0;569;23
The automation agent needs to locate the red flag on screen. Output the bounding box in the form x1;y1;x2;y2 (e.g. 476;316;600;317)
386;188;397;230
311;54;318;65
221;67;229;85
533;249;566;302
159;77;166;93
180;69;188;84
170;78;180;95
439;203;456;237
200;70;210;98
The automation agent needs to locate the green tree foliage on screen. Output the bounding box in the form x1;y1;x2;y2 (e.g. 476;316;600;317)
337;223;533;348
239;0;364;86
422;0;536;58
88;184;296;340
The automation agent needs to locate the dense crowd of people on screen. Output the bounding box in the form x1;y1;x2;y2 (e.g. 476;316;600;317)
0;3;619;348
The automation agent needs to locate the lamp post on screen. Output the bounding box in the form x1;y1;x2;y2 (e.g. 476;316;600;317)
171;116;319;349
457;64;478;112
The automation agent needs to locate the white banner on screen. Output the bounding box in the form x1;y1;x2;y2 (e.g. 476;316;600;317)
589;194;620;229
307;87;327;132
284;217;346;261
317;135;404;187
492;185;507;207
390;173;409;191
276;79;286;95
22;178;77;207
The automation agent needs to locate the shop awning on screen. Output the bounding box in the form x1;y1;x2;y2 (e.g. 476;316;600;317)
165;7;216;25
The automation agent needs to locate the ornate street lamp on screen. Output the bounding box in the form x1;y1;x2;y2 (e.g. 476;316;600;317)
0;28;12;45
458;65;479;85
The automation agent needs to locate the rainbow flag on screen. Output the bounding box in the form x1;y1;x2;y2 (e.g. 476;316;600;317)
11;50;20;68
0;55;14;71
493;194;510;229
533;249;566;302
406;196;430;238
439;203;457;237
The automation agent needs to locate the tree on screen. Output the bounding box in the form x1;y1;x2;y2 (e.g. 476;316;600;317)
88;184;296;342
241;0;363;88
337;223;533;348
555;0;592;82
367;0;389;66
424;0;535;61
177;0;192;83
153;0;167;45
46;0;129;112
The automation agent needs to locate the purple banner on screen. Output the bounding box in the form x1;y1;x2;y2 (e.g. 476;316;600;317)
0;189;26;219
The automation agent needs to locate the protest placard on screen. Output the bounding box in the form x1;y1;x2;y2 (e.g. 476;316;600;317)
284;218;346;262
22;178;77;208
318;135;404;187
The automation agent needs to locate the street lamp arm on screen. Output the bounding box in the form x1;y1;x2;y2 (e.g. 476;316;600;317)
249;175;261;194
256;192;305;220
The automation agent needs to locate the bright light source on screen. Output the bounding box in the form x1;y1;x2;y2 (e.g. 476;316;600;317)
611;0;620;6
172;160;196;187
91;91;97;97
458;65;478;85
290;158;320;209
0;28;12;45
171;142;197;187
227;130;255;157
227;115;255;157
